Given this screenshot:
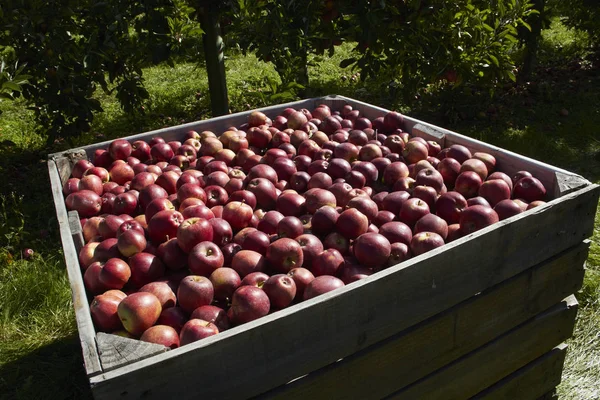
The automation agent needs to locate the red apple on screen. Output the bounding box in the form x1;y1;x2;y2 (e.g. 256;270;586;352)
117;229;147;257
140;325;180;349
90;294;123;332
513;177;547;202
410;231;445;256
353;233;391;269
266;238;304;273
263;274;297;310
447;144;472;164
231;250;267;278
117;292;162;336
139;281;177;309
303;276;345;300
454;171;483;199
414;214;449;240
128;252;166;288
188;241;224;276
179;319;219;346
148;209;184;244
336;208;369;239
386;242;411;268
378;221;413;246
479;179;511;207
399;198;430;228
459;205;500;235
228;286;270;325
177;275;214;314
494;198;525;220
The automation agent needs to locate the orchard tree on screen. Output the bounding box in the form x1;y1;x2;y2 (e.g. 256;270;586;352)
233;0;343;95
0;0;201;144
232;0;536;101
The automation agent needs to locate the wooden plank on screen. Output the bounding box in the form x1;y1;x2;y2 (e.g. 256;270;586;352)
388;296;578;400
47;160;102;376
553;171;590;197
97;333;167;373
68;210;85;253
260;241;587;399
412;123;447;147
471;344;567;400
51;150;88;186
88;186;598;400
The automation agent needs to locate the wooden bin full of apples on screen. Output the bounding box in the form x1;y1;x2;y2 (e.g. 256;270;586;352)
48;95;599;399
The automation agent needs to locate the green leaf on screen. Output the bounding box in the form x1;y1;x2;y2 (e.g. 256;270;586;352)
489;54;499;67
506;70;516;82
2;82;22;92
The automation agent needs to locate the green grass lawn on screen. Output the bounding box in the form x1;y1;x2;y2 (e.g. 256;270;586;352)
0;19;598;399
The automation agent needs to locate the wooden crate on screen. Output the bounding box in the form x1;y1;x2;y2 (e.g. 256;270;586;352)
48;95;599;399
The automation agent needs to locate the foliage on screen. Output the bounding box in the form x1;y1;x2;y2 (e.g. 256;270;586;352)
0;60;31;116
231;0;536;102
232;0;342;94
0;0;202;144
548;0;600;43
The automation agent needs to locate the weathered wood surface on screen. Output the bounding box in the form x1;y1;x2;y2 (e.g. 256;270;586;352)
471;344;567;400
48;160;102;376
51;150;87;186
88;185;597;400
97;333;167;373
260;241;587;399
68;210;84;253
388;296;578;400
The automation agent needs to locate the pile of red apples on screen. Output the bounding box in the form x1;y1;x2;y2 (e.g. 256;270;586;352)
64;104;548;349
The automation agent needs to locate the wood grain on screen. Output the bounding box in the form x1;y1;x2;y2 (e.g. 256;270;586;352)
470;344;567;400
88;186;597;400
68;210;84;253
97;333;167;373
260;241;587;400
48;160;102;376
388;296;578;400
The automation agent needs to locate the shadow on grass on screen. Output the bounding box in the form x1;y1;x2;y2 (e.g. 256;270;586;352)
0;335;93;400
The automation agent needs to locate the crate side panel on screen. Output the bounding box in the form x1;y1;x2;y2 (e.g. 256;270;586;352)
471;344;567;400
389;297;578;400
89;186;597;400
48;160;102;376
260;241;587;400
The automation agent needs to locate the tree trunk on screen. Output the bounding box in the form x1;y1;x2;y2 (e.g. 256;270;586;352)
520;0;545;82
199;6;229;116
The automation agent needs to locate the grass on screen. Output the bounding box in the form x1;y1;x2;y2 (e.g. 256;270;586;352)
0;17;598;399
